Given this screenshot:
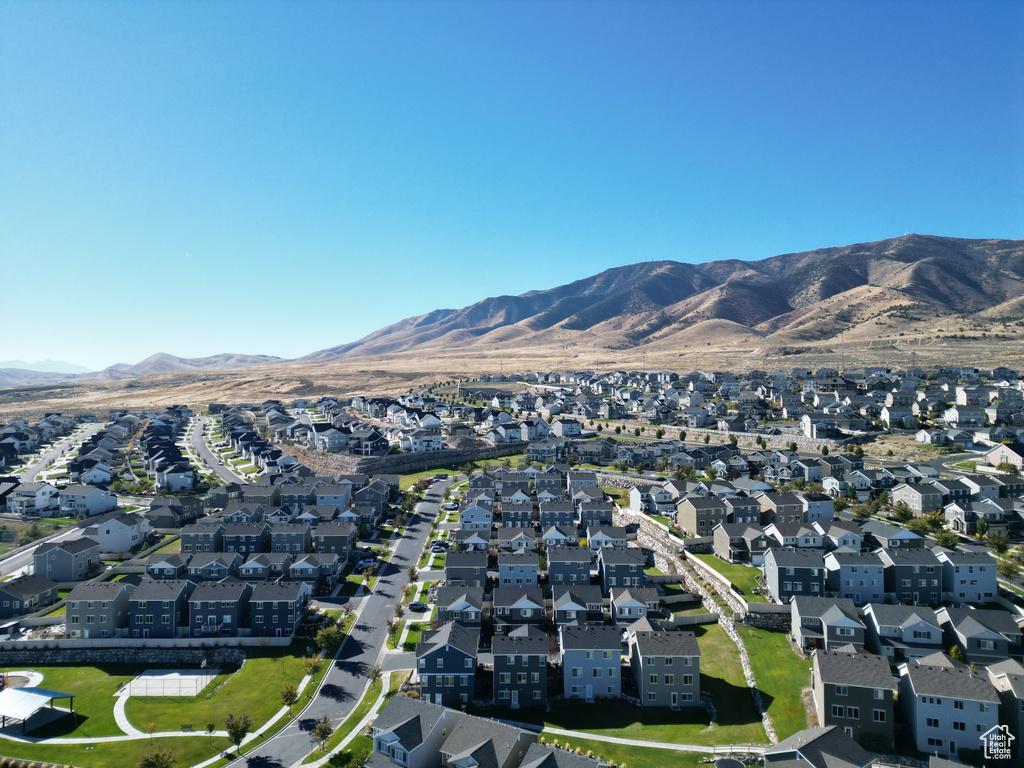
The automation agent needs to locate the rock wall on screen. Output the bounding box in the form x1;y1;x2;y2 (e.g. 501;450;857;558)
0;647;246;666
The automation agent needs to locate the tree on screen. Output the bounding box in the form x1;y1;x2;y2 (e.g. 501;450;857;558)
364;663;383;687
656;428;665;439
614;426;621;434
854;446;864;459
987;529;1010;555
996;461;1020;476
407;565;419;582
281;683;299;711
851;504;872;521
679;430;687;441
833;498;849;512
891;502;913;523
949;644;966;663
206;722;217;744
386;618;399;641
138;751;175;768
997;559;1020;581
312;714;334;751
729;435;738;447
975;517;989;538
225;712;254;755
394;603;405;620
821;445;829;456
315;625;343;655
934;530;960;549
703;434;710;444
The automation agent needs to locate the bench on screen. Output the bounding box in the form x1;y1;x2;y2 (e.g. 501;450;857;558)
181;724;193;732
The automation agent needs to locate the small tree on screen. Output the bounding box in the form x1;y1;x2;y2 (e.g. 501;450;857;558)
365;663;383;687
302;652;324;677
680;430;687;441
996;461;1020;476
312;714;334;751
703;434;710;444
314;625;343;655
281;683;299;711
934;530;960;549
225;712;254;755
206;722;217;744
987;529;1010;555
975;517;989;538
851;504;872;521
634;427;641;436
997;559;1020;581
614;426;621;434
820;445;829;456
949;644;966;663
729;435;738;447
891;502;913;523
854;446;864;459
138;751;175;768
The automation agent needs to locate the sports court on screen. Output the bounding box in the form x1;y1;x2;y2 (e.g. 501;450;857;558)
123;668;220;697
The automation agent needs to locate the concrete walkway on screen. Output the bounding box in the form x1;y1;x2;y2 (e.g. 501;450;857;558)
111;690;143;737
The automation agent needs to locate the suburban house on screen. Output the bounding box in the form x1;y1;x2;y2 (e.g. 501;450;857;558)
186;551;243;581
985;658;1024;751
812;649;896;748
312;520;357;558
83;513;151;554
188;581;252;637
180;522;225;553
934;548;998;603
497;549;539;587
58;485;118;518
597;546;647;592
898;662;999;757
628;629;701;708
610;588;661;625
935;606;1023;665
416;621;479;707
877;548;942;605
128;578;196;638
33;537;100;581
559;625;623;701
862;604;942;661
492;587;545;634
445;551;488;589
552;585;605;627
65;580;134;638
762;726;874;768
0;574;59;620
146;553;191;580
492;624;548;709
249;580;311;637
368;696;461;768
712;523;771;565
433;586;484;627
676;496;727;536
823;551;884;605
791;596;866;653
763;547;824;603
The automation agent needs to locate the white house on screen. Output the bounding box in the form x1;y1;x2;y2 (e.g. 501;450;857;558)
83;513;151;553
59;486;118;518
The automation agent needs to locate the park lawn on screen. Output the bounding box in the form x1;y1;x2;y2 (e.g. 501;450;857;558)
737;625;811;740
124;646;308;733
690;553;767;603
0;734;232;768
0;664;138;738
536;734;708;768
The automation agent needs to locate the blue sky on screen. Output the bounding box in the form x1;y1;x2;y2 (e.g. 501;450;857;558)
2;0;1021;371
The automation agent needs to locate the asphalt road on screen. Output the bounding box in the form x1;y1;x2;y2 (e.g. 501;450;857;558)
191;416;246;484
16;423;103;482
228;481;448;768
0;523;84;579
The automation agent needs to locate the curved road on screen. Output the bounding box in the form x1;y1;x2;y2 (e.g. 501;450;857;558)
227;481;447;768
16;423;104;482
190;416;246;484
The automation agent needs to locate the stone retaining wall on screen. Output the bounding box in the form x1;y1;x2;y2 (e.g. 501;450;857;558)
283;443;525;475
736;611;792;632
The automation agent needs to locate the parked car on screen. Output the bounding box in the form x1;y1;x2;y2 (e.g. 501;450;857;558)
409;601;429;612
356;558;379;570
430;543;447;553
443;502;458;510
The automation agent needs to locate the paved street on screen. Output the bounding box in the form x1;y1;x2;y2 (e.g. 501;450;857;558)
191;416;246;484
16;423;103;482
227;481;447;768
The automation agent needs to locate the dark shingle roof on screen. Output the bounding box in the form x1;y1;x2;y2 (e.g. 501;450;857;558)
632;630;700;658
903;664;999;702
813;650;895;690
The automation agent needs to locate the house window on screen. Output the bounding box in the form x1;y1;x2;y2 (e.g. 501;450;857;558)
874;688;885;700
846;707;859;719
926;718;940;728
832;705;843;718
835;685;848;696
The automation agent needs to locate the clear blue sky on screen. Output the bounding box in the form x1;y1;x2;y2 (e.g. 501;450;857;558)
2;0;1021;371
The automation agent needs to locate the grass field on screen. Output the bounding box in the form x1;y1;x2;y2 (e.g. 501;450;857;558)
690;553;767;603
536;735;708;768
0;735;233;768
517;622;766;747
124;646;308;733
737;625;811;739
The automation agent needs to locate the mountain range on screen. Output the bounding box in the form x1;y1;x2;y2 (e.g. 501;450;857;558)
4;234;1024;386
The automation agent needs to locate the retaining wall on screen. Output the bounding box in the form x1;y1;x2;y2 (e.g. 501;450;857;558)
0;646;248;666
283;443;526;475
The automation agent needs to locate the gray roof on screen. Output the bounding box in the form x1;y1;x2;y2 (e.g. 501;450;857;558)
877;548;939;566
492;624;547;656
417;621;478;658
547;545;591;563
434;586;484;611
35;537;99;556
497;548;539;565
130;578;194;601
371;696;448;752
765;726;873;768
250;580;309;601
813;650;895;690
865;603;939;629
440;715;524;768
632;630;700;658
189;581;250;601
552;585;603;609
767;547;823;567
939;606;1022;639
597;547;646;566
520;743;606;768
902;664;999;702
446;550;488;568
492;587;544;609
559;625;621;651
0;573;58;600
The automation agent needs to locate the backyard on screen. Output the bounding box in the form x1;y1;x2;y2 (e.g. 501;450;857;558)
737;625;812;740
690;552;768;603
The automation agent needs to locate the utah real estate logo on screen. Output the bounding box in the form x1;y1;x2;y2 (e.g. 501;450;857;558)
980;724;1014;760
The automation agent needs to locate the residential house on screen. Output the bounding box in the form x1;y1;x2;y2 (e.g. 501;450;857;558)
934;548;998;603
823;551;885;605
239;552;293;581
189;581;252;637
417;621;479;707
899;662;999;757
186;552;243;581
860;521;924;550
493;625;548;708
629;629;701;708
180;522;224;554
445;551;488;589
496;528;536;552
985;659;1024;752
762;726;873;768
33;537;100;581
586;525;628;552
502;501;534;529
791;596;865;653
497;549;539;587
813;522;865;552
812;649;896;748
459;502;493;532
547;546;592;587
492;587;545;634
146;552;190;580
559;625;623;701
83;513;151;554
891;483;945;515
129;578;196;638
58;486;117;518
433;586;484;627
862;604;942;661
763;548;825;603
222;522;271;555
712;523;772;565
270;523;312;555
597;546;647;592
249;580;311;637
367;696;460;768
935;606;1023;665
0;574;58;620
552;585;604;627
610;587;660;625
58;573;131;640
676;496;727;536
877;548;942;604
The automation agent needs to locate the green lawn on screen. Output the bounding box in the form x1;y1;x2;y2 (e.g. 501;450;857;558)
42;602;66;616
690;553;767;603
147;537;182;555
0;734;232;768
536;734;708;768
0;664;137;738
124;646;309;733
526;623;766;747
401;623;424;652
600;486;629;506
737;625;811;740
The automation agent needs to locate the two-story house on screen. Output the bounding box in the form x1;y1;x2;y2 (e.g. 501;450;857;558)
417;621;478;707
65;579;133;638
791;596;865;653
33;537;100;581
877;548;942;604
559;625;622;702
445;551;488;589
628;629;701;708
434;586;484;627
188;581;252;637
552;585;604;628
493;624;548;709
862;604;942;661
934;548;998;603
129;578;196;638
812;649;896;749
899;662;999;757
823;551;884;605
763;547;824;603
597;547;647;592
249;580;311;638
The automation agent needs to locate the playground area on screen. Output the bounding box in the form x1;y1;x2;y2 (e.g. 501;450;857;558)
123;668;220;697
